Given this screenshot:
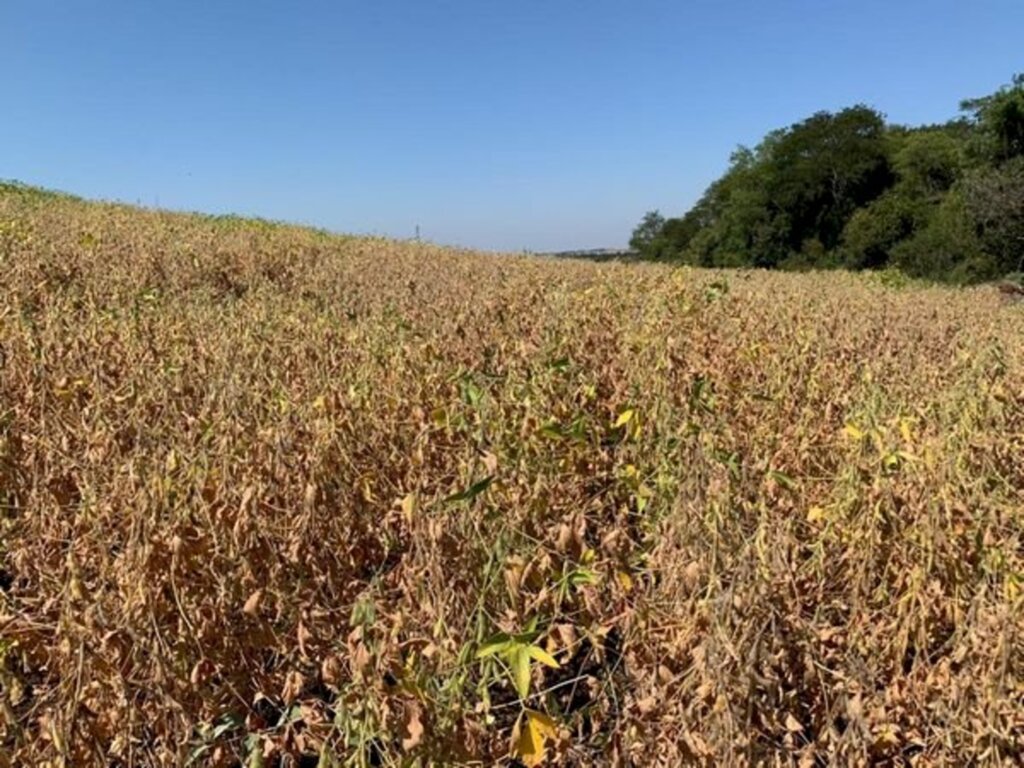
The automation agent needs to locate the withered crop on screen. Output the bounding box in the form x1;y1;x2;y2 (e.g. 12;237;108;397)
1;183;1022;766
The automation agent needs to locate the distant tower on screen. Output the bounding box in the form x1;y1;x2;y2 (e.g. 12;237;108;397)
415;225;421;242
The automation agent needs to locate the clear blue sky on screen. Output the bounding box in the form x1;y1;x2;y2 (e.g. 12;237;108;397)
3;1;1022;252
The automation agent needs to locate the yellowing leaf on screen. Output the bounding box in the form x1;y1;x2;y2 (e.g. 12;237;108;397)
514;710;559;767
614;409;635;428
475;634;512;659
807;506;825;523
512;645;531;699
529;710;557;738
842;423;864;441
899;418;913;443
361;480;376;502
1006;577;1020;602
526;645;560;669
400;493;417;522
616;570;634;593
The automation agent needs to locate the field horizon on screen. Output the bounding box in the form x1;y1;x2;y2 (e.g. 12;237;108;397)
1;182;1022;766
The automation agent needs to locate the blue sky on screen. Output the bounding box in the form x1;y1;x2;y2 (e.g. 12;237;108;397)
3;1;1022;252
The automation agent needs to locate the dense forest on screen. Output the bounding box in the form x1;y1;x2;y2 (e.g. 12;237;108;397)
632;75;1024;283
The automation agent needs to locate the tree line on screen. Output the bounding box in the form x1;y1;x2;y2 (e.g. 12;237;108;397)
631;75;1024;282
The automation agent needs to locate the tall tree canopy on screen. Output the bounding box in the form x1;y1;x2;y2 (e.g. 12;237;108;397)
632;76;1024;283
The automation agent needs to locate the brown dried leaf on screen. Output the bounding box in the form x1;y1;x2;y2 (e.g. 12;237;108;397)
297;621;313;658
281;670;305;705
400;700;425;751
321;655;343;689
243;589;263;616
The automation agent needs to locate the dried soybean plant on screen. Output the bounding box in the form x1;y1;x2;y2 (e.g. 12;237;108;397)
0;183;1022;766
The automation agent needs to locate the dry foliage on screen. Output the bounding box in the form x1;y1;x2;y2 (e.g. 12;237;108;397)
1;184;1022;766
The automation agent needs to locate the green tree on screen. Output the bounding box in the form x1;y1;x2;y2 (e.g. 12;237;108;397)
663;107;894;268
961;74;1024;163
960;157;1024;275
629;75;1024;282
629;210;666;257
839;192;927;269
892;129;964;196
890;191;985;281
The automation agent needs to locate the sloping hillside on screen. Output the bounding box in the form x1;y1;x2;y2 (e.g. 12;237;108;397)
1;184;1022;765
